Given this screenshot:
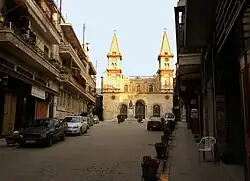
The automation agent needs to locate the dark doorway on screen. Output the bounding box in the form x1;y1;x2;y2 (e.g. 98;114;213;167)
120;104;127;118
135;100;145;119
153;104;160;117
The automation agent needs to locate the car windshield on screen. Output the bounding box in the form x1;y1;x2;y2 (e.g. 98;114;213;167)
64;117;80;123
30;119;53;127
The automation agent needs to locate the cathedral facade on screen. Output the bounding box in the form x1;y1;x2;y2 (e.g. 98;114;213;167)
102;31;174;120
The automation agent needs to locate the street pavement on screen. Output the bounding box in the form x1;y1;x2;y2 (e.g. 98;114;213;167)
0;121;161;181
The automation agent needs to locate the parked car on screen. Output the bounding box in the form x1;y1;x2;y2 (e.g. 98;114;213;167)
93;115;100;124
165;113;175;122
19;118;65;147
63;116;88;135
147;117;164;131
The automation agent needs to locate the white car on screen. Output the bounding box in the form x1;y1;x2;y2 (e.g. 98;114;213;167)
63;116;88;135
165;113;175;122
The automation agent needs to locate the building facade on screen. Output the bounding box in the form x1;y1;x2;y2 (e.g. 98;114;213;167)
174;0;249;179
102;31;174;120
0;0;96;136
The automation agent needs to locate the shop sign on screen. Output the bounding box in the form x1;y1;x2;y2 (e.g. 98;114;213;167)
31;86;46;100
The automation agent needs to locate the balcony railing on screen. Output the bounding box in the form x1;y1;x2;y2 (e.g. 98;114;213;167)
216;0;245;52
0;22;58;75
24;0;61;44
1;22;51;62
59;43;86;72
60;73;95;102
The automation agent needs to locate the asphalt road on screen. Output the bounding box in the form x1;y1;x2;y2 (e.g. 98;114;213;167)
0;121;161;181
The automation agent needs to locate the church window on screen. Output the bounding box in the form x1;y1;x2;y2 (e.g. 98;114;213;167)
165;63;169;69
136;84;140;92
148;85;153;92
124;85;128;92
153;105;161;117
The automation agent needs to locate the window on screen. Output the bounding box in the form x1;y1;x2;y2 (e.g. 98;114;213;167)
164;63;169;69
153;105;161;117
148;85;153;92
124;85;128;92
136;84;140;92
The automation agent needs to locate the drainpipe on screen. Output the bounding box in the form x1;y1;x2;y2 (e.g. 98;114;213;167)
211;35;217;138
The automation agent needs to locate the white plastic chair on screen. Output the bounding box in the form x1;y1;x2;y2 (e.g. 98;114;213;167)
197;136;216;162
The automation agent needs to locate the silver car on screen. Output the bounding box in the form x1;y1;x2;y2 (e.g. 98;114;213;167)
63;116;88;135
93;115;100;124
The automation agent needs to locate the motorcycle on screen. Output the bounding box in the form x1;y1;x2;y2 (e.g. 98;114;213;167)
137;118;143;123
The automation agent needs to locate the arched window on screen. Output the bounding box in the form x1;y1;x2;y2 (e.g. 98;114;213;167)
124;85;128;92
136;84;140;92
148;85;153;92
153;105;160;117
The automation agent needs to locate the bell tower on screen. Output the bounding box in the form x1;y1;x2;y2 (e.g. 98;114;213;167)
158;30;174;91
107;31;122;75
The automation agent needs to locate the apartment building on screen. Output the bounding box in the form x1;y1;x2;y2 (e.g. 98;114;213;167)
0;0;96;136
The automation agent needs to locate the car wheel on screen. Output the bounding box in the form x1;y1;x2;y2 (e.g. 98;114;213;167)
60;133;65;141
47;137;53;147
78;128;82;136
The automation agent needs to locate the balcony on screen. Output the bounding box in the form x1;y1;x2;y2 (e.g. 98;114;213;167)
59;43;86;73
0;22;59;77
23;0;61;44
60;71;95;103
178;53;200;77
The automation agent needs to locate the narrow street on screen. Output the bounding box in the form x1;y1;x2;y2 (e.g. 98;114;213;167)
0;121;161;181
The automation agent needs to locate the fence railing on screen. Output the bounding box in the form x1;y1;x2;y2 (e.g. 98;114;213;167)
0;21;53;63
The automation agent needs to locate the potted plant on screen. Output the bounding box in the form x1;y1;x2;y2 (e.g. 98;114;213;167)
141;156;159;180
155;142;167;158
161;135;169;144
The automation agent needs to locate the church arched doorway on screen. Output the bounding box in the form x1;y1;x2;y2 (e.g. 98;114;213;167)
120;104;127;118
135;100;146;119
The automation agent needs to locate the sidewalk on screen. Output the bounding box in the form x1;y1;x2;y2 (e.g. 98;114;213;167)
168;122;236;181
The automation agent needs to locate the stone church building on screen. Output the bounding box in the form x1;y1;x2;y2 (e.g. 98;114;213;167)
102;31;174;120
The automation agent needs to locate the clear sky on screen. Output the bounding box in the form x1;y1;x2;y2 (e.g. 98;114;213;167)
62;0;177;88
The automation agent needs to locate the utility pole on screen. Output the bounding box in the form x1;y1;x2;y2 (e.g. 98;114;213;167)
83;23;86;45
95;60;98;72
59;0;62;23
